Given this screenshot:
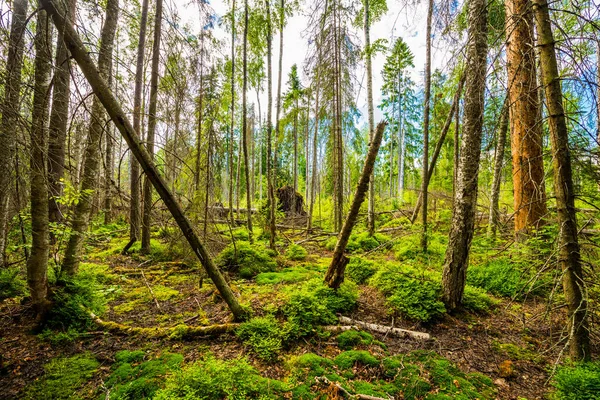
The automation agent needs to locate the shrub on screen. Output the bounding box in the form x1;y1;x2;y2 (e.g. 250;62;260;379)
217;241;277;279
0;267;27;300
336;330;373;350
552;362;600;400
346;257;378;284
285;244;308;261
334;350;380;370
105;351;184;399
255;265;321;285
394;233;446;263
325;232;390;253
24;353;99;399
153;355;288;399
462;285;497;313
236;316;284;361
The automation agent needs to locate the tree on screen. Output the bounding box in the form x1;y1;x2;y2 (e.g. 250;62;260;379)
420;0;433;251
283;64;303;212
123;0;149;253
441;0;488;311
141;0;163;253
488;98;509;238
28;9;53;315
242;0;254;241
532;0;590;361
266;0;277;250
505;0;547;235
0;0;28;266
62;0;119;275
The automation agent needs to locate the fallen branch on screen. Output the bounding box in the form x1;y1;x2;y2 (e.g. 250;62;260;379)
335;316;431;341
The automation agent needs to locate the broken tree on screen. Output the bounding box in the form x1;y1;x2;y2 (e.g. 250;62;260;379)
39;0;247;321
325;121;386;289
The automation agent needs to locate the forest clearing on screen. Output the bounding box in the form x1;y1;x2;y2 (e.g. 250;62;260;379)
0;0;599;398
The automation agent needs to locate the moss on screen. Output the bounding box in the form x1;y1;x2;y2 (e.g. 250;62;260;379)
336;330;373;350
334;350;380;370
492;341;542;363
217;241;277;279
346;257;378;284
551;361;600;400
24;353;99;399
462;285;497;313
325;232;390;253
255;265;322;285
236;315;284;362
0;267;27;300
286;244;308;261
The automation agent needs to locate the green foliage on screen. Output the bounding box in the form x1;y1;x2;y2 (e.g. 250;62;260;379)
551;362;600;399
105;351;184;399
0;267;27;300
467;257;545;299
394;233;446;263
462;286;498;313
336;330;373;350
255;265;322;285
325;232;390;253
346;257;378;284
24;353;99;399
217;241;277;279
236;316;284;362
334;350;379;370
38;327;81;345
491;341;542;363
153;355;288;399
285;244;308;261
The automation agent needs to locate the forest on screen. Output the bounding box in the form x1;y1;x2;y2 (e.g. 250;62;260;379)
0;0;599;398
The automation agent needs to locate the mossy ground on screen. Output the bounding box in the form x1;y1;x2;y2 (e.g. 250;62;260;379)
0;222;578;399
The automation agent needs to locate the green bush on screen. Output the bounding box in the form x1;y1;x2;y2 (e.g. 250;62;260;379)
346;257;378;284
334;350;380;370
217;241;277;279
236;316;283;362
24;353;99;399
394;233;446;263
336;330;373;350
105;351;183;399
552;362;600;399
285;244;308;261
462;285;497;313
325;232;390;253
255;265;322;285
153;355;288;399
0;267;27;300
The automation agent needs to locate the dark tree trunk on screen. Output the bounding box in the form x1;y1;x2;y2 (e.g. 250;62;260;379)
265;0;276;250
533;0;590;361
229;0;236;227
325;122;386;289
142;0;163;254
242;0;253;242
28;9;52;315
0;0;28;266
441;0;488;312
488;98;509;238
420;0;433;251
62;0;119;275
40;0;248;321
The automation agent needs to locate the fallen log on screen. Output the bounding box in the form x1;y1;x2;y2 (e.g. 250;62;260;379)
335;316;431;341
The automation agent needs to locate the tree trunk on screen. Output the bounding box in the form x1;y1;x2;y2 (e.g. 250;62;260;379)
265;0;276;250
48;0;76;228
325;122;386;289
41;0;248;321
229;0;237;229
397;72;404;201
505;0;547;235
488;98;509;238
195;37;204;192
242;0;253;242
0;0;28;267
28;9;52;315
293;97;299;215
123;0;148;254
308;65;321;235
62;0;119;274
272;0;285;246
533;0;590;361
452;92;460;200
420;0;433;251
441;0;488;312
141;0;162;254
364;0;376;236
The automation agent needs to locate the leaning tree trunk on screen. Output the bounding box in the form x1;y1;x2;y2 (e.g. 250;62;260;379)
123;0;148;254
364;0;376;237
28;9;52;316
533;0;590;361
242;0;253;242
441;0;488;312
325;122;386;289
488;98;509;238
0;0;28;267
141;0;163;254
48;0;76;228
420;0;433;251
40;0;248;321
62;0;119;275
505;0;547;235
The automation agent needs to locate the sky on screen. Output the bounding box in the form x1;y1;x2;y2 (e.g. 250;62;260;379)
173;0;459;126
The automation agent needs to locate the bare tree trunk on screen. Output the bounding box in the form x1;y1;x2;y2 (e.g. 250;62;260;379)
62;0;119;274
305;94;310;204
229;0;236;228
488;98;509;238
272;0;285;241
265;0;276;250
242;0;253;242
325;122;386;289
293;97;299;214
141;0;162;254
505;0;547;235
41;0;248;321
195;37;204;192
364;0;376;236
333;3;344;232
123;0;148;254
48;0;76;228
397;72;404;201
420;0;433;251
441;0;488;312
453;92;460;200
308;82;320;233
28;9;52;315
533;0;590;361
0;0;28;266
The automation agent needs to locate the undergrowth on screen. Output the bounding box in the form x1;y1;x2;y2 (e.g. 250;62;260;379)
551;361;600;400
217;241;277;279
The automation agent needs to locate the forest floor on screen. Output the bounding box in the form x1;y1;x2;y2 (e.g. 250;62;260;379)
0;221;581;399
